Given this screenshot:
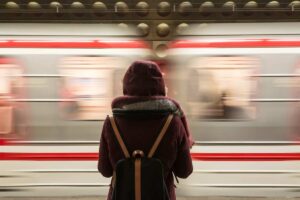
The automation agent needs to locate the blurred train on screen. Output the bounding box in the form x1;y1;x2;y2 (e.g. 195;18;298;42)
1;23;300;198
0;23;151;142
167;22;300;142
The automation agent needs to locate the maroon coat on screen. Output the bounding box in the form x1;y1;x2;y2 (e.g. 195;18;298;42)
98;61;193;200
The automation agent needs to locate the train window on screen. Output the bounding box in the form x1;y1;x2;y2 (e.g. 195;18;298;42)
0;73;10;94
186;56;258;120
292;65;300;140
113;68;126;97
0;57;26;137
60;56;121;120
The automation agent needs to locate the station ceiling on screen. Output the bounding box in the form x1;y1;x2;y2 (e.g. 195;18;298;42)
1;1;300;21
1;0;300;57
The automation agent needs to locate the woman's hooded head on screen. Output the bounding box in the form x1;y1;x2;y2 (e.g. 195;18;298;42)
112;60;194;148
123;60;166;96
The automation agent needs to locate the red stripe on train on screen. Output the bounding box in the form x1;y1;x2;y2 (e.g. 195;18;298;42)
169;39;300;48
1;152;300;161
0;40;149;48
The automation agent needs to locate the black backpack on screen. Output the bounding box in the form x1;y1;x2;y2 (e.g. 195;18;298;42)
109;114;173;200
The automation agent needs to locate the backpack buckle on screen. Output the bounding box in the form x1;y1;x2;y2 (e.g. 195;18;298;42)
132;150;144;158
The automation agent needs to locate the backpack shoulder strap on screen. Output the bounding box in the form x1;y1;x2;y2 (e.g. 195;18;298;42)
148;114;174;158
109;116;130;158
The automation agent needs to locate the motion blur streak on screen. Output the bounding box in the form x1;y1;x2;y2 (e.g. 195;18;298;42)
2;152;300;161
1;23;300;198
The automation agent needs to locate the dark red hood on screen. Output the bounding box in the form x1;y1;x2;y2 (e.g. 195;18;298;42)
113;60;195;148
123;60;166;96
